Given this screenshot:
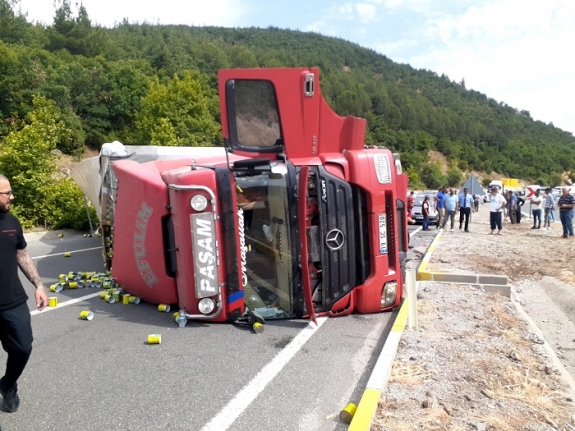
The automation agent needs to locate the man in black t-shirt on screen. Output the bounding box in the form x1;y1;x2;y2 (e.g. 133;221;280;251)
557;188;575;238
0;174;48;413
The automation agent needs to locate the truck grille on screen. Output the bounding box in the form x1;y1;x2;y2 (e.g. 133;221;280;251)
316;167;356;308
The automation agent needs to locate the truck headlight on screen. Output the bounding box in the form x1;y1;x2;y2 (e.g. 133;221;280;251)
190;194;208;212
198;298;215;314
381;281;398;308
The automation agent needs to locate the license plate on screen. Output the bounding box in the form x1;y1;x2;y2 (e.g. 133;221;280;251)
378;214;388;254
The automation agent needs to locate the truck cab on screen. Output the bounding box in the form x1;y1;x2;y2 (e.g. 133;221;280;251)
101;68;409;324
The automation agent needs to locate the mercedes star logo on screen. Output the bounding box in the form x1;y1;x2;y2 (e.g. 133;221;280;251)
325;229;345;251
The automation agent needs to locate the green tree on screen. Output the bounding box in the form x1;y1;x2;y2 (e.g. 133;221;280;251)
420;162;446;189
47;0;108;57
446;164;464;187
228;46;258;68
334;88;372;117
550;172;562;187
0;0;30;44
135;70;221;146
405;165;423;189
0;95;71;226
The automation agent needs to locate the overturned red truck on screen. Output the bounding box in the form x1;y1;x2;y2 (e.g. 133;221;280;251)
96;68;409;326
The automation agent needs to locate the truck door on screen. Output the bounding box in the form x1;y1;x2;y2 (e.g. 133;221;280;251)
219;69;318;321
218;67;367;160
218;71;286;158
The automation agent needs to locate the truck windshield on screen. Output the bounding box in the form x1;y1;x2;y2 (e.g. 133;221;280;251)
235;172;296;319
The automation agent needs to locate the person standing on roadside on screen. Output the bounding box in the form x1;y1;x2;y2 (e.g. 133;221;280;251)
530;189;543;229
550;189;557;222
543;188;555;230
506;190;517;224
557;188;575;238
0;174;48;413
473;194;480;212
515;193;525;224
458;188;474;232
441;188;458;232
489;187;507;235
422;195;430;231
407;191;415;213
434;187;446;230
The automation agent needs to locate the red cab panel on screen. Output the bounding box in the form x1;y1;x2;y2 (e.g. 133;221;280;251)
161;167;230;322
111;160;178;304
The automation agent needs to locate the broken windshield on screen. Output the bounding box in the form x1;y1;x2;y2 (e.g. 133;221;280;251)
235;171;295;319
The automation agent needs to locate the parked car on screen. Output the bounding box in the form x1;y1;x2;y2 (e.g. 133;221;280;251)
412;194;438;225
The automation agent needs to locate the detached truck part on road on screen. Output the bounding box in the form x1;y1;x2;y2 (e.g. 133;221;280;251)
96;68;409;325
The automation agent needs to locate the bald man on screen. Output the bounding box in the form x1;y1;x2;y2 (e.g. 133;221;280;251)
0;174;48;413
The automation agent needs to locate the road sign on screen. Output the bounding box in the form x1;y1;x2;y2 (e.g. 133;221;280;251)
526;187;537;198
502;178;519;187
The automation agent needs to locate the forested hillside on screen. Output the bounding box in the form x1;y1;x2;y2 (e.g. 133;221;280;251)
1;0;574;227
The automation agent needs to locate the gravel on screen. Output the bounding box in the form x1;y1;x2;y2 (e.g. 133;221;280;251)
375;207;575;430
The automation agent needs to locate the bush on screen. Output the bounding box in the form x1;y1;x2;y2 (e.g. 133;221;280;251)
446;164;464;187
43;178;95;230
420;162;446;189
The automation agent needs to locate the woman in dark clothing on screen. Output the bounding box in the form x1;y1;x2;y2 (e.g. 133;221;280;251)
422;195;430;230
515;194;525;223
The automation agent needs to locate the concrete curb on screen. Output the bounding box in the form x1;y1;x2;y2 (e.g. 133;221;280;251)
512;299;575;396
348;228;421;430
348;300;409;430
417;231;507;285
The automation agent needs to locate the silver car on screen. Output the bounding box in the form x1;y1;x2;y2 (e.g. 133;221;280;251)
412;194;438;225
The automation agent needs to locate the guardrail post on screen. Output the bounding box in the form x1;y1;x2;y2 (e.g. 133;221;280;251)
406;268;418;330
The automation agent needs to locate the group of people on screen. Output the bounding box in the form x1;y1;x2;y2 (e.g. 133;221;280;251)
411;186;478;233
503;190;526;224
528;187;575;237
488;186;575;237
436;187;476;232
409;184;575;239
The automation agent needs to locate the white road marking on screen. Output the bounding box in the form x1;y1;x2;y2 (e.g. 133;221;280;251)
31;292;102;316
32;246;102;260
409;227;421;238
200;316;328;431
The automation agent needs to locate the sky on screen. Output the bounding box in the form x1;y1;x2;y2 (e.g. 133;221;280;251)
16;0;575;135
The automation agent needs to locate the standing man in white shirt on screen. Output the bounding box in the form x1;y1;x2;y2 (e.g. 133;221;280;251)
530;189;543;230
489;187;507;235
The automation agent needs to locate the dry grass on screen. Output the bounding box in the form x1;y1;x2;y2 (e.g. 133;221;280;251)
374;401;462;431
389;362;436;385
482;365;570;421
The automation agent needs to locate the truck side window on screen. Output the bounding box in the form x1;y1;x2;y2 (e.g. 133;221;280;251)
234;80;282;148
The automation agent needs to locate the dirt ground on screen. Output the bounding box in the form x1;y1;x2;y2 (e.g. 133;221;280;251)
375;204;575;430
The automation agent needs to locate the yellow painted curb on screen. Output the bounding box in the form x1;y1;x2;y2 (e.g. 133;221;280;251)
348;388;381;431
416;230;443;280
348;299;410;430
391;299;408;332
349;230;443;431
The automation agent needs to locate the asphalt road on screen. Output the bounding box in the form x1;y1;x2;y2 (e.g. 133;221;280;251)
0;233;401;431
